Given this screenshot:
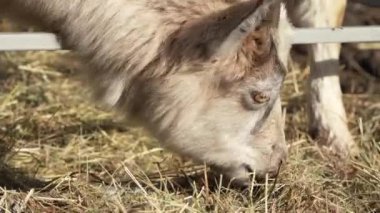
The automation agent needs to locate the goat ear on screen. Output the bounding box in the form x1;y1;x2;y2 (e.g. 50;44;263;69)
164;0;281;62
216;0;282;56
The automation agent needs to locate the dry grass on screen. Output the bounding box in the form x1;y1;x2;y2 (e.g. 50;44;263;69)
1;3;380;213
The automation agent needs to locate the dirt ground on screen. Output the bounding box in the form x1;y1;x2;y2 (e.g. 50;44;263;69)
0;2;379;212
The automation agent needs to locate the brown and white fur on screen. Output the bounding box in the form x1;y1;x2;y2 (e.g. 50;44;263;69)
0;0;292;185
0;0;356;185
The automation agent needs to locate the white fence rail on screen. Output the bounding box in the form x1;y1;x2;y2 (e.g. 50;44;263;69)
0;33;61;51
0;26;380;51
291;26;380;44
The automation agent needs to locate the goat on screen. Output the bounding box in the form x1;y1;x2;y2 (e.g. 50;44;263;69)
0;0;292;185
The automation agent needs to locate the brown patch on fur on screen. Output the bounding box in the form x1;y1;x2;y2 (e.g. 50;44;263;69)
241;26;272;66
140;0;280;86
219;47;279;84
161;0;265;64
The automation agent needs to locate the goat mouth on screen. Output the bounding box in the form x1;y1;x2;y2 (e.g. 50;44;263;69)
243;160;283;183
243;163;254;174
257;160;283;183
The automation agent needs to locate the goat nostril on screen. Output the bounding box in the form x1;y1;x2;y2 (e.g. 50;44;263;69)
268;159;283;178
243;163;254;174
279;158;284;168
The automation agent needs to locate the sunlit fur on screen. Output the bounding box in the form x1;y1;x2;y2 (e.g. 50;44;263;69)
0;0;291;184
286;0;355;159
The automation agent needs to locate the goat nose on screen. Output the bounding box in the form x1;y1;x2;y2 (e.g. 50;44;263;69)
268;144;287;178
267;158;284;178
272;144;288;161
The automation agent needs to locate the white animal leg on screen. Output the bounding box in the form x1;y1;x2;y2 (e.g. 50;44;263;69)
288;0;356;159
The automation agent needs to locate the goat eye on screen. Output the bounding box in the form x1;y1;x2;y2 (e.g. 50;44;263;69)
251;92;270;104
242;90;271;110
